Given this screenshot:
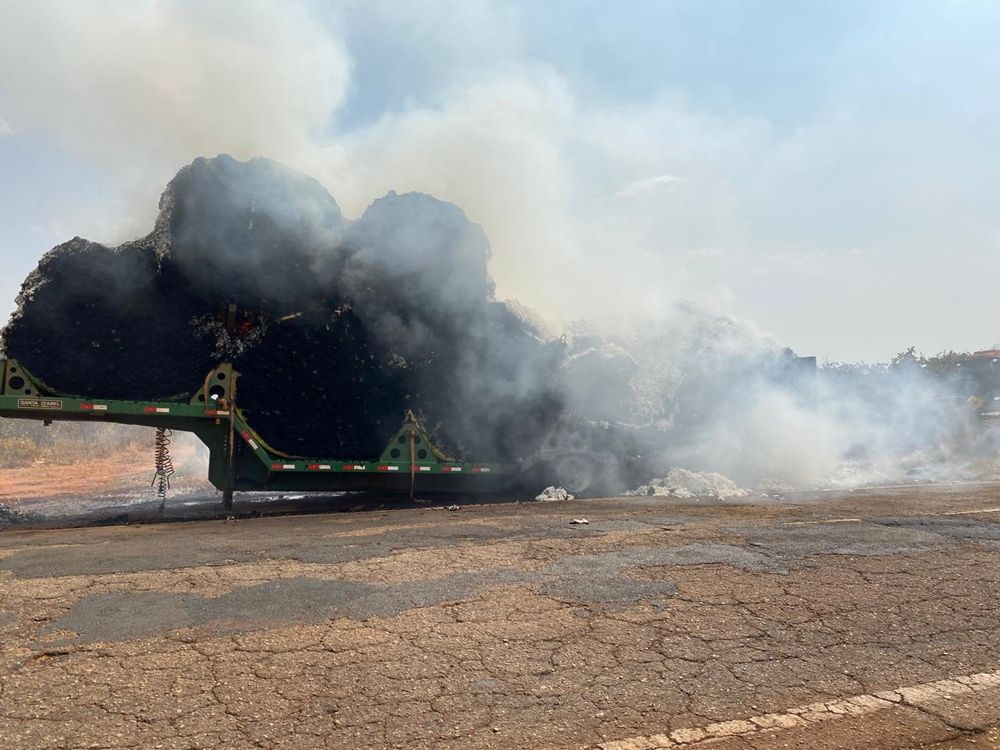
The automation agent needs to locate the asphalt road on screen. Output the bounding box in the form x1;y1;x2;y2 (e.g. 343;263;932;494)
4;485;1000;749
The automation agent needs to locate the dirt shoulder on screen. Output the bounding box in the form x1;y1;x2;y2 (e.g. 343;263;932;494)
0;440;212;517
0;446;153;501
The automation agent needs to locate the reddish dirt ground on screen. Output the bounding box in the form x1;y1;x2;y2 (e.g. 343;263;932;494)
0;440;212;516
0;446;152;501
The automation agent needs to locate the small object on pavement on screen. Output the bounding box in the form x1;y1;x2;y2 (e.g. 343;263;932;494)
446;504;460;511
569;518;589;525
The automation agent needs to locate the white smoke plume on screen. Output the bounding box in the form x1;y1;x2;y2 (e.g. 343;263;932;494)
0;1;348;165
0;2;849;333
1;2;998;491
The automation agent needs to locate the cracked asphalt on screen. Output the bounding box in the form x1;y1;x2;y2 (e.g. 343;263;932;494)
4;485;1000;749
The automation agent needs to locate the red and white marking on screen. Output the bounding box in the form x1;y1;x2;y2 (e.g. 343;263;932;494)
417;465;432;472
342;464;367;471
472;467;491;473
79;403;108;411
441;466;463;473
271;463;296;471
377;465;400;472
143;406;170;414
240;431;259;450
307;464;332;471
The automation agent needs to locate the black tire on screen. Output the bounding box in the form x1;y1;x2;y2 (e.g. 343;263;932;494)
554;454;594;496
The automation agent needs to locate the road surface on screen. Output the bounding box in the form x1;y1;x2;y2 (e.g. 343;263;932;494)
4;485;1000;749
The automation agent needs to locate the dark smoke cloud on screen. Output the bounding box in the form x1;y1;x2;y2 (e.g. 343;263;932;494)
2;155;565;463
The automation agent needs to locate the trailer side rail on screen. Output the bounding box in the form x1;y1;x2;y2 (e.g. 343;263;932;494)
0;358;514;505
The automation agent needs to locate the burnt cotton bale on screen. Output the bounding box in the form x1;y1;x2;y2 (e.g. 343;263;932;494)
1;155;566;461
2;237;214;398
166;154;344;305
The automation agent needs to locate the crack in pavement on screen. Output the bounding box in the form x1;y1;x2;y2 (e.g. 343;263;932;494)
4;488;1000;748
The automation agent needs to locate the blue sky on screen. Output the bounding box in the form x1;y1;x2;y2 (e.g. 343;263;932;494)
336;2;868;128
1;0;999;362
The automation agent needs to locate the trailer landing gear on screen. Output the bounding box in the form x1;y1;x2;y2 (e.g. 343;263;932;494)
223;409;236;512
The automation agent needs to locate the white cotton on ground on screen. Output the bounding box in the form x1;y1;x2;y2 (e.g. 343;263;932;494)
629;468;749;499
535;486;575;502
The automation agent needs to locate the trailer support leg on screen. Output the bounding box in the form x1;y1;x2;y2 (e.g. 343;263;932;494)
223;412;236;512
409;430;417;500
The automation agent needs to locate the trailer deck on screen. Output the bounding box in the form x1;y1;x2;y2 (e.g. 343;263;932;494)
0;358;516;507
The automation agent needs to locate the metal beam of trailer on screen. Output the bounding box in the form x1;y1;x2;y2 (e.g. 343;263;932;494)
0;358;515;508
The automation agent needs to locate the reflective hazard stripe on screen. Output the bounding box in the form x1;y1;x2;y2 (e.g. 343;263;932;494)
417;465;432;472
342;464;367;471
377;465;400;472
442;466;462;473
143;406;170;413
472;467;491;473
205;409;229;416
80;404;108;411
307;464;332;470
271;463;296;470
240;431;259;450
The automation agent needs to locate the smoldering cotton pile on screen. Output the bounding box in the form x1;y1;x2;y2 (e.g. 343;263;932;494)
535;486;575;502
1;155;564;461
629;468;749;499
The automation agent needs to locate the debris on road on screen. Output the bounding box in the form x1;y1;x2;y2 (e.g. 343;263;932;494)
536;486;575;502
569;518;590;525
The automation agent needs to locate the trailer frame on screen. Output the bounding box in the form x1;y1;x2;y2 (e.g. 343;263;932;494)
0;358;521;509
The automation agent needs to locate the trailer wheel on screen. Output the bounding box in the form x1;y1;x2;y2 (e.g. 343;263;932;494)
554;454;594;496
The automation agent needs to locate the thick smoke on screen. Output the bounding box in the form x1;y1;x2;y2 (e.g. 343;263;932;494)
658;351;995;490
2;4;999;491
4;154;998;491
7;1;998;363
556;303;1000;490
3;156;565;463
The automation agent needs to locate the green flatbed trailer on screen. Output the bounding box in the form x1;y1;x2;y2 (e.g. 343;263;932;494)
0;357;558;509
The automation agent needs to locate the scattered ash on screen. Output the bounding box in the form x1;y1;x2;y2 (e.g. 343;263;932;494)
0;503;33;525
